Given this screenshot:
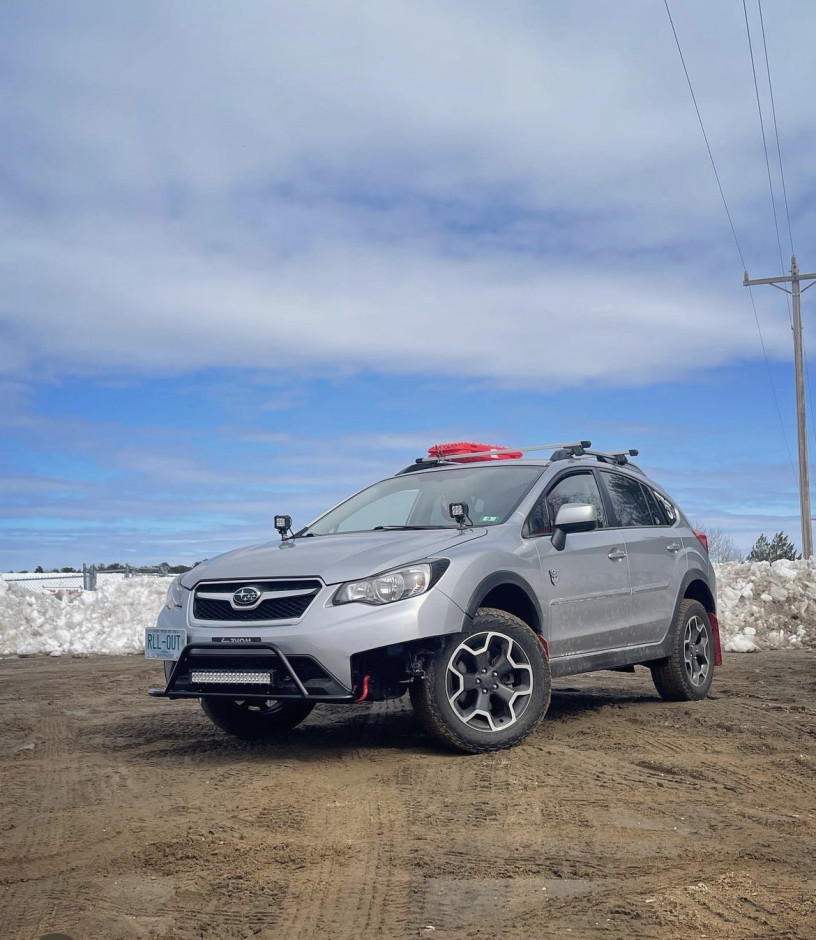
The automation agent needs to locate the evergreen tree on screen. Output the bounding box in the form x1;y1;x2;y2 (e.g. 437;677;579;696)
747;531;799;562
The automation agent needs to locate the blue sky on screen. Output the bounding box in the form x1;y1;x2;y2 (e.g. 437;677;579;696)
2;0;816;569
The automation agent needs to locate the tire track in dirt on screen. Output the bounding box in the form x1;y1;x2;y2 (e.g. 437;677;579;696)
274;705;416;940
1;653;815;940
0;712;78;940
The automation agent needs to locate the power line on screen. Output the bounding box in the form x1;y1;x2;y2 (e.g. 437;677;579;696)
747;2;816;461
663;0;744;268
754;0;815;456
757;0;795;256
741;0;789;297
662;0;795;475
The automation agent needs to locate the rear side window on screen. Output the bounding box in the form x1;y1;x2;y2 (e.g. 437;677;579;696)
652;489;677;524
602;472;657;528
528;472;606;535
640;484;667;526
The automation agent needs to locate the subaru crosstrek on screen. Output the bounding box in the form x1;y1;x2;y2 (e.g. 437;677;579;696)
147;441;720;753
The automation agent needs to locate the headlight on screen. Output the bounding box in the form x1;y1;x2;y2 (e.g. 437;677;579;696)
165;576;185;609
333;560;448;606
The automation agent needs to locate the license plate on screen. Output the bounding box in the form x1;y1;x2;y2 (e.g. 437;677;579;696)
145;628;186;660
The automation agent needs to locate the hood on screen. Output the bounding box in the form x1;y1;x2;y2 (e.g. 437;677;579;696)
181;528;488;587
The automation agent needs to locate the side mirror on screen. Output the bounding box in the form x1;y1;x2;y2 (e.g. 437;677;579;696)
551;503;597;551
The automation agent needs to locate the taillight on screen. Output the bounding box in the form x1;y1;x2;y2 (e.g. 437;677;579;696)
693;529;709;553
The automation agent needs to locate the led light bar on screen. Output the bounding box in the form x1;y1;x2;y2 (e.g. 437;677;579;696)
190;670;272;685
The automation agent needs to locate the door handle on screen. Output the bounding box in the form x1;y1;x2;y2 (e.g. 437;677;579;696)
666;542;681;553
607;548;626;561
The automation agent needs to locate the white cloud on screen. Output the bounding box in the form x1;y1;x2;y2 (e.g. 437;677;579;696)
1;0;813;390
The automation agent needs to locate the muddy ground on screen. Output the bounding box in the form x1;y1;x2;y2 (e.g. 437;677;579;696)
0;653;814;940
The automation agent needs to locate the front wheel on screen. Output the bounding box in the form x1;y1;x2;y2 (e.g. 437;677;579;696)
201;697;316;740
411;608;551;754
650;599;715;701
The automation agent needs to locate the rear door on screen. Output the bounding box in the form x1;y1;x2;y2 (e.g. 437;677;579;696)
530;470;633;658
598;470;687;647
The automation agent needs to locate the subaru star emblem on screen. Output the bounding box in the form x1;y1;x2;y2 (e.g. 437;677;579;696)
233;586;261;606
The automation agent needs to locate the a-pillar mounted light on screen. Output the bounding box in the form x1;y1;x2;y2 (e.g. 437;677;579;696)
274;515;293;541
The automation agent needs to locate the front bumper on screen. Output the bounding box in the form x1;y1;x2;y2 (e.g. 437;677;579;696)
149;642;354;701
150;582;466;694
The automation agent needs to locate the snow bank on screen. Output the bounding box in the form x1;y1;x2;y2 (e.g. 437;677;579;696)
0;577;169;657
2;560;816;657
716;558;816;653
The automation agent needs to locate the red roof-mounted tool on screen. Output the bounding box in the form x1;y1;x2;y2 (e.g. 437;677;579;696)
427;442;523;463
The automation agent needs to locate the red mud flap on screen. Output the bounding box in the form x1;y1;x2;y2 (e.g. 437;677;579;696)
708;613;723;666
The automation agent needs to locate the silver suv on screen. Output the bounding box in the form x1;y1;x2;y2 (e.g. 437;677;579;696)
147;441;720;753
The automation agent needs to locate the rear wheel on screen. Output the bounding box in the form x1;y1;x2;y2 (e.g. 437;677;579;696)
411;608;551;753
650;599;715;701
200;697;315;740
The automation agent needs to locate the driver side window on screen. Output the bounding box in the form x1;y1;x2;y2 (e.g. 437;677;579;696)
528;472;606;536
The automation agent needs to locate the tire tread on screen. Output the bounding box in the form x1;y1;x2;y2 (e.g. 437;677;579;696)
650;599;714;702
411;608;550;754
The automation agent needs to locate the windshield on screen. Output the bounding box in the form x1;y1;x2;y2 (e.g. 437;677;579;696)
302;465;544;535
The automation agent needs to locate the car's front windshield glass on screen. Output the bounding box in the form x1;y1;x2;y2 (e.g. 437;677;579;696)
302;465;544;535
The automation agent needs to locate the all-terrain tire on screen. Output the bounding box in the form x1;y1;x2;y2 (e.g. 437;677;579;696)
200;697;316;740
411;608;551;754
650;599;715;702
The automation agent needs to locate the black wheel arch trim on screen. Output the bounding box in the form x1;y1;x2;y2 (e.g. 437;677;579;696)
677;568;717;613
462;571;544;634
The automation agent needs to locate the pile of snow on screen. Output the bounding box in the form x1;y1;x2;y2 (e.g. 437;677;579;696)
0;576;169;657
717;558;816;653
2;561;816;657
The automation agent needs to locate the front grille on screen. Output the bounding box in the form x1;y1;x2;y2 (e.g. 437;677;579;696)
193;579;321;622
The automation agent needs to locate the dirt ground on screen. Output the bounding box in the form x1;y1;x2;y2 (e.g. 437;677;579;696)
0;653;814;940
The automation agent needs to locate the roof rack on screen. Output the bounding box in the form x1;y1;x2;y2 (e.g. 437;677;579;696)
396;440;593;475
551;444;641;469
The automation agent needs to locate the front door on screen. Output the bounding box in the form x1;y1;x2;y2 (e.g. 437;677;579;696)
529;471;632;659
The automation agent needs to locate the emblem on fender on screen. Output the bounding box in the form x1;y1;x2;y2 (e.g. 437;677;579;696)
549;569;558;586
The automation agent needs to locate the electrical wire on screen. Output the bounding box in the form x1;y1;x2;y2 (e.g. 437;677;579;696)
662;0;795;475
742;0;795;388
747;2;816;459
742;0;790;299
754;0;816;457
757;0;795;257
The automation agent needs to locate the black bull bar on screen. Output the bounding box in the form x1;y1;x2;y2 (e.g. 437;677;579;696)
148;642;353;701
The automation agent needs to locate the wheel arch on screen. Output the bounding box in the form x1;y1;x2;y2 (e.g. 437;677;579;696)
682;574;716;614
464;572;543;636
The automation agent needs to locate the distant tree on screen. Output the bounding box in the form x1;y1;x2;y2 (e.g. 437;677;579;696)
689;522;744;564
61;566;77;573
747;531;799;563
34;565;44;573
703;528;744;564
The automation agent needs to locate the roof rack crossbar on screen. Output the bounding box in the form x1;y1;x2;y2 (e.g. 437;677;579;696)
583;448;639;466
415;441;592;464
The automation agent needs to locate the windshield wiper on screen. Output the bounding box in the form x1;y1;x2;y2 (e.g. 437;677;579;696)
372;525;445;531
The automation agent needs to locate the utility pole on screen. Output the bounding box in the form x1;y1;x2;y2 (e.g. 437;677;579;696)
745;256;816;558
